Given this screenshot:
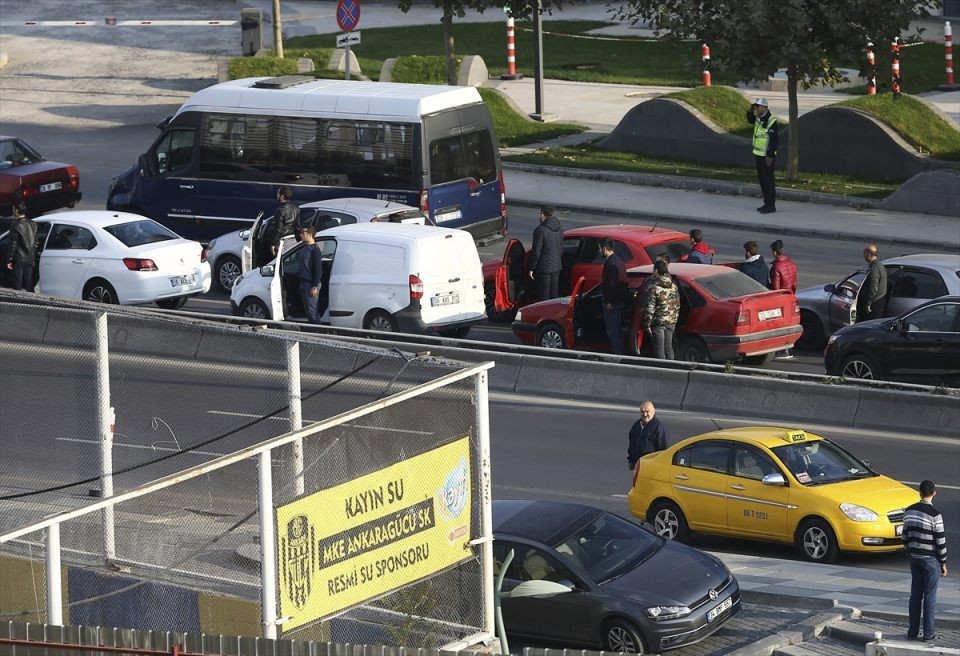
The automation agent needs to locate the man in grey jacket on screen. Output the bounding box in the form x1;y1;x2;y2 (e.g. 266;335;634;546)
528;205;563;301
857;243;887;322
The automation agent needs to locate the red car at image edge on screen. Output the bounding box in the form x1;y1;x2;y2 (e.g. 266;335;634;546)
0;136;81;219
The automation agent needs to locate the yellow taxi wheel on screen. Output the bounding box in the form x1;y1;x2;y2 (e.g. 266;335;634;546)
796;518;839;563
648;500;689;542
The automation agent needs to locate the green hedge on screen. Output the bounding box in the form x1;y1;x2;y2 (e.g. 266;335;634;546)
228;48;337;80
390;55;461;84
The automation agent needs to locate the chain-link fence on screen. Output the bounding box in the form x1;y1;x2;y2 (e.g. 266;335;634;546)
0;292;493;648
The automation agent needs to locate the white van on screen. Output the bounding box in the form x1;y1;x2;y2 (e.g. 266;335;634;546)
229;223;485;337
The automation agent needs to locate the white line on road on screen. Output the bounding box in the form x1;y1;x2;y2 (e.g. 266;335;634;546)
205;410;435;435
55;437;226;458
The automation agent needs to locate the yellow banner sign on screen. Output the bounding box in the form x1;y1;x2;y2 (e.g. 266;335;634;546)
276;437;472;631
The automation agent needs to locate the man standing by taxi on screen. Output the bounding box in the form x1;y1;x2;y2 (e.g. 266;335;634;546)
627;400;669;470
903;480;948;642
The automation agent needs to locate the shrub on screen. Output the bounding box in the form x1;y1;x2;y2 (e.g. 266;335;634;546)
391;55;460;84
228;56;298;79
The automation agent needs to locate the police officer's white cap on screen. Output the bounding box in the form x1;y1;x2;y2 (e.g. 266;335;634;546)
753;97;769;107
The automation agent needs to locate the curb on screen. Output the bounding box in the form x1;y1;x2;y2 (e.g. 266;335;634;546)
861;609;960;631
725;606;856;656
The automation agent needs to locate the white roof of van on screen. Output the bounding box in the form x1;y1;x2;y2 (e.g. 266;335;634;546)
176;78;483;121
325;222;463;241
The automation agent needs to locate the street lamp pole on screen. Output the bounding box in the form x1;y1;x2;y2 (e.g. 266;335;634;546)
531;0;544;120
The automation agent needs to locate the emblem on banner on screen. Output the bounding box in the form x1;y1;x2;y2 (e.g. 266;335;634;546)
282;514;316;609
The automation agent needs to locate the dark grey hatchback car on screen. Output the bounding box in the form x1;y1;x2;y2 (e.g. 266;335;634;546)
493;500;740;653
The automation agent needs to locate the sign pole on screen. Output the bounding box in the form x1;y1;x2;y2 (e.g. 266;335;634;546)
345;44;352;80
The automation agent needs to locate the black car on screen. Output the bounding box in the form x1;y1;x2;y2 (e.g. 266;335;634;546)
493;500;740;653
824;296;960;385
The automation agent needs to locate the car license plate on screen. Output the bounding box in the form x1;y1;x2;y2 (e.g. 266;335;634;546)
434;209;462;223
707;596;733;622
758;308;782;321
430;293;460;307
169;274;196;287
896;524;904;536
39;181;63;193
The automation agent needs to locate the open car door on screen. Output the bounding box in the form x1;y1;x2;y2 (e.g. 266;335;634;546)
494;239;527;312
267;239;285;321
564;276;587;348
829;270;864;329
242;211;266;273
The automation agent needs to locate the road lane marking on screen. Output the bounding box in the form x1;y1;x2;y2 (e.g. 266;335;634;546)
55;437;225;458
205;410;434;435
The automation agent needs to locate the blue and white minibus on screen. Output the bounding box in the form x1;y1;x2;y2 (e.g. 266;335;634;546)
107;76;507;243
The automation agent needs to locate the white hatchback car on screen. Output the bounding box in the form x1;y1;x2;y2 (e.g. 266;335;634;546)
205;197;430;291
0;210;210;308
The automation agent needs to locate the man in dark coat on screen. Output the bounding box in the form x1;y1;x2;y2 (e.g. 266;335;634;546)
269;186;300;256
600;238;629;355
627;400;669;470
741;241;768;286
857;243;888;322
528;205;563;301
5;202;38;292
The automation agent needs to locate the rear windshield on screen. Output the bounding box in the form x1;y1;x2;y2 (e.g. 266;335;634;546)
105;220;178;246
644;238;690;264
696;270;769;299
0;139;43;169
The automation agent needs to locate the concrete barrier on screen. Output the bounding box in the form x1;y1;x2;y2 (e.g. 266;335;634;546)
879;168;960;217
683;370;862;426
853;386;960;435
458;55;488;87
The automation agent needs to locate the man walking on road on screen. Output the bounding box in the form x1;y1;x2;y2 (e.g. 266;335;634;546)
4;202;38;292
903;480;948;642
857;243;887;322
528;206;563;301
747;97;779;214
600;238;628;355
627;401;669;470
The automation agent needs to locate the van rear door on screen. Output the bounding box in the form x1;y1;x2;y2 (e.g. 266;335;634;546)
417;230;484;326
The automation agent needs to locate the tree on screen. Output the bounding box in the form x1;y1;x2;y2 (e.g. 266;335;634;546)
397;0;573;86
613;0;937;180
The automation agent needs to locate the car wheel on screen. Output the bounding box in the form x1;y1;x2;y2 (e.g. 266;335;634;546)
155;297;187;310
741;352;773;366
239;297;270;320
484;283;517;323
604;618;647;654
797;310;826;351
438;326;471;339
677;335;711;363
797;518;839;563
536;322;566;349
214;254;242;291
648;500;690;542
841;353;881;380
364;310;399;332
84;279;118;304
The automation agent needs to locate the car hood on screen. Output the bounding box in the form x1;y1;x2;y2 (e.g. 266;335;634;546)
601;539;731;606
814;475;917;514
832;317;893;338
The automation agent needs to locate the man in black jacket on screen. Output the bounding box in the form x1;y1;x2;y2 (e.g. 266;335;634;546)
600;238;628;355
627;400;669;470
857;243;887;322
528;205;563;301
5;202;38;291
297;225;324;324
270;186;300;256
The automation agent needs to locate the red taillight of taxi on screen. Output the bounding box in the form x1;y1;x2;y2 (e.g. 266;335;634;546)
67;165;80;191
200;248;208;263
419;188;429;214
123;258;158;271
632;460;641;487
409;274;424;301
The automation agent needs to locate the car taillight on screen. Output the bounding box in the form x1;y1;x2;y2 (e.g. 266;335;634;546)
67;165;80;191
123;258;158;271
793;301;800;315
419;188;429;214
200;248;207;263
467;177;479;191
499;170;507;220
736;309;750;325
409;274;423;301
16;183;37;199
632;460;641;487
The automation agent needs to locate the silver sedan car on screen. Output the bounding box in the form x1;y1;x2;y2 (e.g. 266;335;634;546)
796;253;960;350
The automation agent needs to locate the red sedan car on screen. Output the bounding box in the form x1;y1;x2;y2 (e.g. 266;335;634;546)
0;136;81;218
483;224;691;321
512;264;802;364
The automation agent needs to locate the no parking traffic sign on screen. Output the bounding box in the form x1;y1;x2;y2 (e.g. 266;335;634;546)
336;0;361;33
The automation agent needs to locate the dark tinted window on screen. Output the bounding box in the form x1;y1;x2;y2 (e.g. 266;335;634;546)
695;270;768;299
154;130;195;175
645;238;691;265
903;302;958;333
677;442;730;473
555;511;659;582
105;220;178;246
0;139;43;169
47;224;96;250
892;268;948;300
429;129;496;185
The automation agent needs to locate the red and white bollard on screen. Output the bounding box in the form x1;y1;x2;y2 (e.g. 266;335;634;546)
501;15;520;80
701;43;711;86
944;21;956;89
866;42;876;95
891;37;902;99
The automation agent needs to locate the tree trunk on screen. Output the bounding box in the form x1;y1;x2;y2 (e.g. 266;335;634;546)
786;66;799;181
272;0;283;58
442;2;457;86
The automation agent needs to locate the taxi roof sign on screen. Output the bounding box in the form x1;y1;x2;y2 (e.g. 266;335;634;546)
784;430;808;443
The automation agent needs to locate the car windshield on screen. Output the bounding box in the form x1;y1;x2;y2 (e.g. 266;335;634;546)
644;238;690;264
0;139;43;169
695;270;769;299
105;220;178;247
554;512;661;583
771;439;876;486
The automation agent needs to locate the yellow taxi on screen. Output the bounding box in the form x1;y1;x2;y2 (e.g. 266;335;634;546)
627;427;920;563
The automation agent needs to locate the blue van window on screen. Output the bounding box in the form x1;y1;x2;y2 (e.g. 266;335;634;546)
430;129;495;185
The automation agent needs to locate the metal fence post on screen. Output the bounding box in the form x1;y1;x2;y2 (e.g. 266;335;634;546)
475;370;494;636
46;523;63;624
259;450;278;639
287;340;304;497
95;311;115;562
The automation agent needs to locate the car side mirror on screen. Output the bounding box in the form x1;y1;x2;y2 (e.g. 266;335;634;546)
260;264;275;277
239;229;251;241
824;283;836;293
137;153;149;176
762;472;787;486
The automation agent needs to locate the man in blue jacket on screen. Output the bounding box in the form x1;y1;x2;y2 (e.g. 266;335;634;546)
528;205;564;301
627;401;669;470
297;225;324;324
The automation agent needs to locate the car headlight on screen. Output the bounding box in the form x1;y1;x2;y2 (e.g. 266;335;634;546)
646;605;691;620
515;309;522;322
840;502;878;522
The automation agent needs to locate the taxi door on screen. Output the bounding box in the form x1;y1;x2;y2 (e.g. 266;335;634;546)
669;441;731;532
725;445;790;539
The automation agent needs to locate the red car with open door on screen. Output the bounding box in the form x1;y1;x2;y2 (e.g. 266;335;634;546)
511;263;802;365
483;224;691;322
